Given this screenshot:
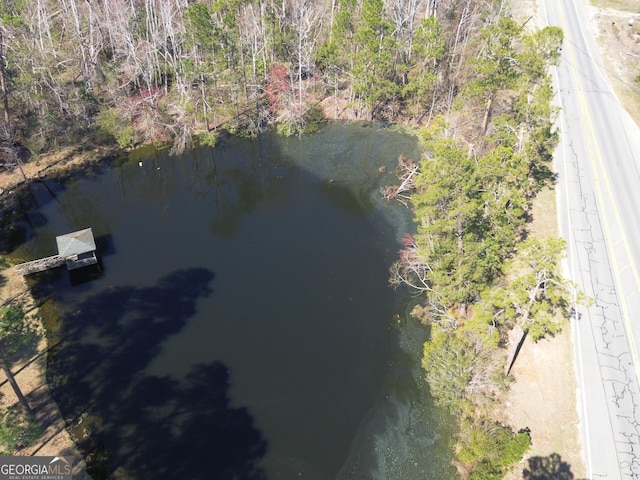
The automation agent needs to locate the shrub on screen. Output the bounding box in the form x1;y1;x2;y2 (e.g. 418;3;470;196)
458;420;531;478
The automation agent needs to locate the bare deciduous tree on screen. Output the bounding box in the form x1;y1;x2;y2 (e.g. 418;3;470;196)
381;154;419;205
289;0;325;100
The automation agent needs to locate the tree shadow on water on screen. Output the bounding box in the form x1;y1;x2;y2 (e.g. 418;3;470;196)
42;268;268;479
523;453;575;480
114;363;267;479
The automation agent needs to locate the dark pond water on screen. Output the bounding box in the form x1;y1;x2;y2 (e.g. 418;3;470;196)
10;123;456;479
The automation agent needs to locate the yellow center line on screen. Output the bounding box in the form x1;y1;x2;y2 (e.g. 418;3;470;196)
558;4;640;371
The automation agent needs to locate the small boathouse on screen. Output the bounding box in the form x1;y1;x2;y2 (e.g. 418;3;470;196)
15;228;99;276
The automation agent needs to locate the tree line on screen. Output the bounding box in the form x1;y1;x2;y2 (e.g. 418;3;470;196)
383;11;584;479
1;0;513;163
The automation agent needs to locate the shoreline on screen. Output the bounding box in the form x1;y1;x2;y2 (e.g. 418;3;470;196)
1;120;582;479
0;144;126;476
0;143;122;194
0;265;90;478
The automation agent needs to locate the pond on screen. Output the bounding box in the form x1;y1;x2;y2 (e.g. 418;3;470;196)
11;123;456;479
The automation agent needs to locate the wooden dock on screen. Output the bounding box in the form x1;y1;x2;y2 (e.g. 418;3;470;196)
15;255;66;275
14;228;99;276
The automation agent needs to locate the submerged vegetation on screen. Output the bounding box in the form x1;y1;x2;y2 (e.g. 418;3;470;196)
0;0;579;476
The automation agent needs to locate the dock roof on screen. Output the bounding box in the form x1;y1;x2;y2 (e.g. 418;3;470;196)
56;228;96;257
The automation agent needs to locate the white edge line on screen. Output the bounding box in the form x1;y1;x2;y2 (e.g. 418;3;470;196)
544;0;593;476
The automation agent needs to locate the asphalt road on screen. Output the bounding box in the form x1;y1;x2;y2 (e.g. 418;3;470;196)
540;0;640;478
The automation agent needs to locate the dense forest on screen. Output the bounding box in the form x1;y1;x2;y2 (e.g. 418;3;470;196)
0;0;451;158
0;0;575;477
0;0;550;156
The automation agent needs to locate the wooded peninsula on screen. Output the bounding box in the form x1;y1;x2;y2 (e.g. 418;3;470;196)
0;0;576;478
